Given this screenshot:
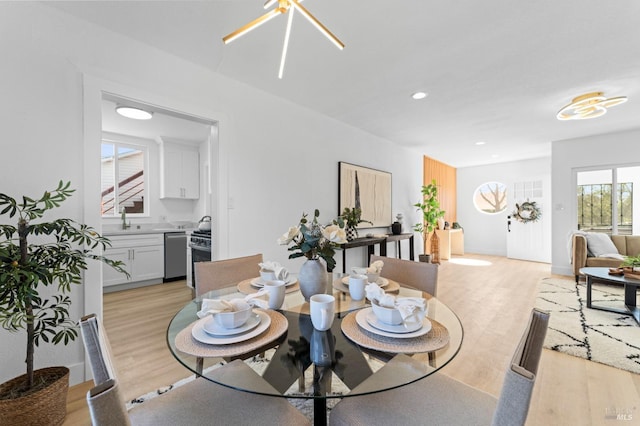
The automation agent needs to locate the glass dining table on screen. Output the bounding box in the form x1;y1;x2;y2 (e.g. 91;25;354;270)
166;273;463;426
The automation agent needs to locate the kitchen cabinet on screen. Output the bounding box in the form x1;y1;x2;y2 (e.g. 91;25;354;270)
103;234;164;287
160;142;199;199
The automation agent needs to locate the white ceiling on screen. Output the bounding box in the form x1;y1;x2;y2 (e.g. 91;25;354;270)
49;0;640;168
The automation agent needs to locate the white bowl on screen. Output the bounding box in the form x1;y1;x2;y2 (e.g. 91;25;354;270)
371;300;402;325
366;272;380;283
213;301;252;328
260;270;277;282
351;266;367;275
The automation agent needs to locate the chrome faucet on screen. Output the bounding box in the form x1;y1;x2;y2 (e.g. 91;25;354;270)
120;207;130;230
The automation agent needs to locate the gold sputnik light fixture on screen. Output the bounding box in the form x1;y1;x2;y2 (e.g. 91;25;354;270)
222;0;344;79
557;92;628;120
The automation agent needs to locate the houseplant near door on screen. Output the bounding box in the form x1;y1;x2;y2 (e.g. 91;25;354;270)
0;181;126;425
413;180;445;264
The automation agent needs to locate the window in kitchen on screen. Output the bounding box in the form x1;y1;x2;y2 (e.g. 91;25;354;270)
101;141;148;217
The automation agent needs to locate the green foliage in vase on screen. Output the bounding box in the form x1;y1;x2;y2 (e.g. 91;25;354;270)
340;207;373;229
0;181;128;394
277;209;347;271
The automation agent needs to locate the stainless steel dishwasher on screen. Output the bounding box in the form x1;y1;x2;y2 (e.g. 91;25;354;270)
164;232;187;281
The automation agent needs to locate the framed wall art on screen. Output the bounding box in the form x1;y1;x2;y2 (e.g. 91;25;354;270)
338;162;392;228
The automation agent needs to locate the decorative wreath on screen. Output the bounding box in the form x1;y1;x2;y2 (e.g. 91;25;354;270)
512;200;541;223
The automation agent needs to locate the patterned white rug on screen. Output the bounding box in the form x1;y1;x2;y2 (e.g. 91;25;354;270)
126;350;354;423
535;277;640;374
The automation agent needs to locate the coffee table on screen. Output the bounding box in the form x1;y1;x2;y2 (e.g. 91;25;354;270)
580;267;640;324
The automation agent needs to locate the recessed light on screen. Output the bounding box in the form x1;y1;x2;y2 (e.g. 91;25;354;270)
411;92;428;100
491;154;500;158
116;106;153;120
475;141;486;146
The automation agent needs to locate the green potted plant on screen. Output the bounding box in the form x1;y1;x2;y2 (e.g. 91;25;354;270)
413;180;445;263
340;207;372;241
620;255;640;272
0;181;127;425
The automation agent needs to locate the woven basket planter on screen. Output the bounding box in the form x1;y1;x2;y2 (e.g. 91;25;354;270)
0;366;69;426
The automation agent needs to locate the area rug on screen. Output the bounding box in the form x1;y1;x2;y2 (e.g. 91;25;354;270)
126;349;357;423
535;277;640;374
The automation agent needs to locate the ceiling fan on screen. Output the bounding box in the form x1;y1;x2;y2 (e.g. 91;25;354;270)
222;0;344;79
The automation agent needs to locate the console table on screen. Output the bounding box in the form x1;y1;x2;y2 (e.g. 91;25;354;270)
428;229;464;260
339;236;387;273
339;234;416;273
385;233;415;261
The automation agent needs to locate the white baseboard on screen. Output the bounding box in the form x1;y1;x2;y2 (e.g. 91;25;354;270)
68;361;88;386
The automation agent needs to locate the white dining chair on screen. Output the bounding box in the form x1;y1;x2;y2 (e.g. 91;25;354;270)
80;313;310;426
370;255;438;296
194;253;263;297
329;308;549;426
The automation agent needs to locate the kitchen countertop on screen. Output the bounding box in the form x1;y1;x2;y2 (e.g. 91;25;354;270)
102;227;197;237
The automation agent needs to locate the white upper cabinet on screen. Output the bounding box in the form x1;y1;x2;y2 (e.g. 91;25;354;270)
160;141;200;199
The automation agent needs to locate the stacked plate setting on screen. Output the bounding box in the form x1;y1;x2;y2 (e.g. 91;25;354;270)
355;308;432;338
250;276;297;288
191;310;272;345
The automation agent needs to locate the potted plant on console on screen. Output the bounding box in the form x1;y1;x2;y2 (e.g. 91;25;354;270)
340;207;372;242
0;181;127;425
413;180;445;264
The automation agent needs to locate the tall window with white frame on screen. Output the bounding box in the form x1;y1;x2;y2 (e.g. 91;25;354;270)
577;166;639;235
101;141;147;217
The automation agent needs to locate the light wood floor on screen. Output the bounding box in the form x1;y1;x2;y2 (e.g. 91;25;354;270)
64;254;640;425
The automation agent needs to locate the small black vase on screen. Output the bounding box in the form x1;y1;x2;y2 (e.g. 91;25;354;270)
391;221;402;235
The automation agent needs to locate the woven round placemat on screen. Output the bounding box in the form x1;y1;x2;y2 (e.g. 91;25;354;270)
340;310;449;353
237;278;300;295
175;309;288;358
332;278;400;294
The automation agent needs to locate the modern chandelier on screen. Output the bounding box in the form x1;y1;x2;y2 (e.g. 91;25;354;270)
556;92;628;120
222;0;344;79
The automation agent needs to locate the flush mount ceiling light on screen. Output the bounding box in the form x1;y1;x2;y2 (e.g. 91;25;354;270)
222;0;344;79
115;106;153;120
411;92;428;100
556;92;628;121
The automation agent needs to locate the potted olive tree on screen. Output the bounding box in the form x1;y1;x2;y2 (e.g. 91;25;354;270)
413;180;445;263
0;181;126;425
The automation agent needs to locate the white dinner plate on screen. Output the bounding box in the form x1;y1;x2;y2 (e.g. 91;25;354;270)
250;276;297;288
365;310;423;334
202;311;261;336
355;308;431;339
192;310;271;344
341;276;388;287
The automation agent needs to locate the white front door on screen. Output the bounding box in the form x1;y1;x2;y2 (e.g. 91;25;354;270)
507;177;551;263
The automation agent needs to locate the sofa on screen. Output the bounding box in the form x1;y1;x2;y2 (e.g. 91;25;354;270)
572;233;640;283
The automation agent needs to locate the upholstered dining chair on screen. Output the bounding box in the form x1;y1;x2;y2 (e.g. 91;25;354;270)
330;308;549;426
370;255;439;296
79;314;310;426
194;253;263;297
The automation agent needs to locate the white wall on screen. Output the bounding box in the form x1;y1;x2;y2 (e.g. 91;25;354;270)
0;3;423;385
457;157;551;256
551;128;640;276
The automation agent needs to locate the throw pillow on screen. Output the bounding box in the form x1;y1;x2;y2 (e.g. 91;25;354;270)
598;253;625;260
585;232;619;257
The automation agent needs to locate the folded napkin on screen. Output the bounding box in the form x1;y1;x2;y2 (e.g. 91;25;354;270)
197;291;269;318
259;261;289;280
365;283;426;326
395;297;427;326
